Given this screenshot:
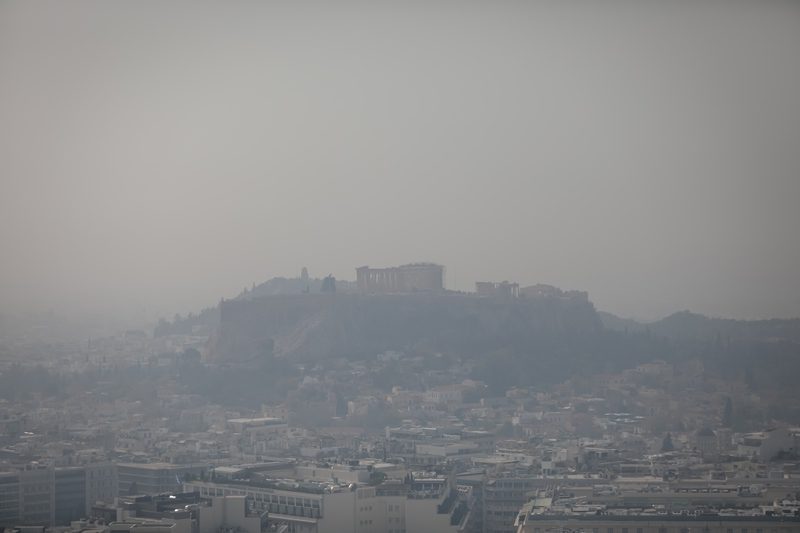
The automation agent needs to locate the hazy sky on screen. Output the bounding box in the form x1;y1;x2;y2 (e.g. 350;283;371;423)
1;1;799;322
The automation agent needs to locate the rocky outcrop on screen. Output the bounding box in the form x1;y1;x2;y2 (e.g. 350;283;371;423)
212;291;601;364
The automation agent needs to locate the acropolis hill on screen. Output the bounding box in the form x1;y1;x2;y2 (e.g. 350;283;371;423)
211;264;600;364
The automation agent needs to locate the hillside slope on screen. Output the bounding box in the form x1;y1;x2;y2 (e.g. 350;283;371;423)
212;292;601;363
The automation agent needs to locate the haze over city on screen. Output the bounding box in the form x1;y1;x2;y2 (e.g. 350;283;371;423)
2;1;799;323
4;4;800;533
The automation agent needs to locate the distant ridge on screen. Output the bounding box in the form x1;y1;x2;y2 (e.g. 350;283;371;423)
599;309;800;343
597;311;646;333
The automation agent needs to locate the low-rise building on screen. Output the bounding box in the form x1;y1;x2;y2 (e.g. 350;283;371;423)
184;468;473;533
117;463;207;497
514;490;800;533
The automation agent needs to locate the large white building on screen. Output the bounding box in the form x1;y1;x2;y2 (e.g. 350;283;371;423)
184;470;473;533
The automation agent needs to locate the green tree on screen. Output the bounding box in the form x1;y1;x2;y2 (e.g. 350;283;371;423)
722;396;733;428
661;433;675;452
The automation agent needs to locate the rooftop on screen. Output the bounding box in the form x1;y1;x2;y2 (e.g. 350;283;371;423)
521;497;800;523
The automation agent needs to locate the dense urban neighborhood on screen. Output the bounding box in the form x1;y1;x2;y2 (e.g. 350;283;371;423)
2;267;799;533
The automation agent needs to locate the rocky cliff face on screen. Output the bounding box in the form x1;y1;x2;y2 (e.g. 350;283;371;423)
212;292;601;364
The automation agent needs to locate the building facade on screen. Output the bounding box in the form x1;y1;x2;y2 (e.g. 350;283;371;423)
0;463;117;527
184;473;471;533
117;463;207;497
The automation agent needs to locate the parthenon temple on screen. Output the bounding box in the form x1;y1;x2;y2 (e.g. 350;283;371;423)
355;263;444;294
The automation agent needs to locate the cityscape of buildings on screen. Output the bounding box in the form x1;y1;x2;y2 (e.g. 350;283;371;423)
1;264;799;533
3;1;798;532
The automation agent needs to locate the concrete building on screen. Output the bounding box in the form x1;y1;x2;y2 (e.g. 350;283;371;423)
197;495;260;533
0;472;20;525
0;463;117;528
415;441;481;465
405;472;472;533
111;493;194;533
103;491;259;533
294;464;370;485
19;467;53;527
424;385;466;407
514;496;800;533
356;263;444;293
183;478;353;533
484;477;546;533
225;417;287;434
85;462;118;515
117;463;207;497
54;467;85;526
0;467;62;527
184;470;472;533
